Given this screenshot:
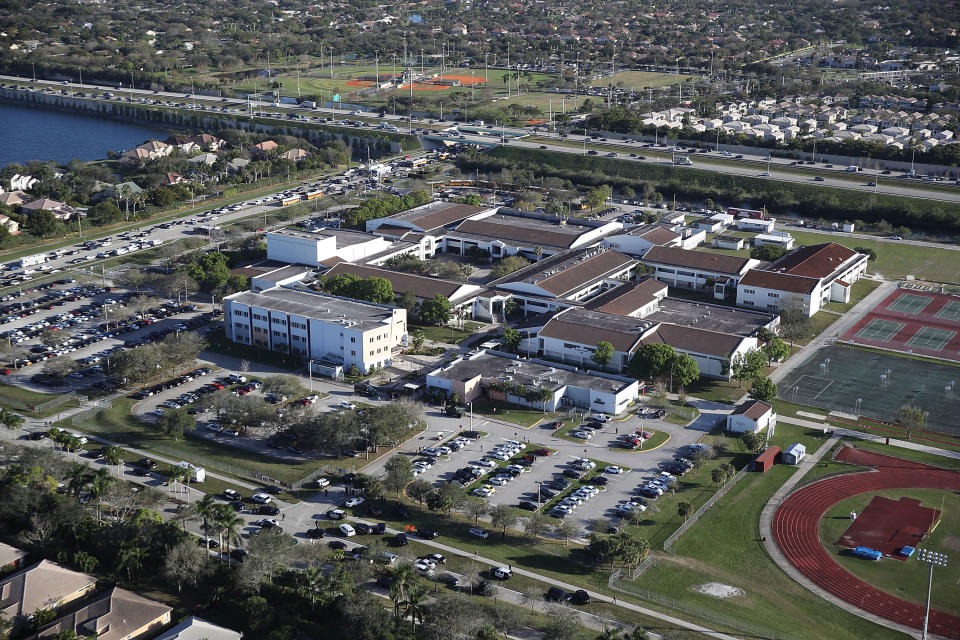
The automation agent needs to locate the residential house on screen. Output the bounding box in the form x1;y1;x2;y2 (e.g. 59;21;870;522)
0;560;97;628
0;542;28;572
726;399;777;433
152;616;242;640
0;214;19;234
27;586;171;640
188;153;218;166
0;191;27;206
189;134;226;151
250;140;279;156
164;173;186;186
227;158;251;174
21;199;77;221
280;148;309;162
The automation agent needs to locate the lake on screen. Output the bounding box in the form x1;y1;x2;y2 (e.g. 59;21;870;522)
0;102;170;167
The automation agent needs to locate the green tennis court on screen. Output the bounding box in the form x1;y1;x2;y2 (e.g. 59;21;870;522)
906;327;957;352
935;300;960;322
780;344;960;434
887;293;932;314
855;318;905;343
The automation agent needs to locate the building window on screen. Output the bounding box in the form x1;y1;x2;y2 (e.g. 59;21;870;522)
767;304;779;310
743;288;755;294
351;350;356;356
767;292;780;298
350;337;356;343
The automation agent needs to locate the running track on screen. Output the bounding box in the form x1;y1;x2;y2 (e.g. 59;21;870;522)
773;446;960;638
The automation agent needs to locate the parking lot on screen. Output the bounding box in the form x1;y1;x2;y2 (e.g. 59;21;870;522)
403;409;706;534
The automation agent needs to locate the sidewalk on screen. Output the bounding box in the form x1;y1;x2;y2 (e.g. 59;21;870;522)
757;434;921;639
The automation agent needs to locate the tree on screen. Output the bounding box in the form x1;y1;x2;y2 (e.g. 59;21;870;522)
730;349;766;388
488;504;516;538
584;185;612;210
779;308;813;346
464;499;489;525
65;463;92;497
762;336;790;365
523;511;551;541
750;245;789;261
25;210;59;238
0;408;24;431
741;431;765;453
749;377;778;403
383;456;414;497
489;256;531;279
592;341;615;371
677;501;693;522
163;538;211;592
389;563;416;623
157;407;194;439
419;294;452;326
554;520;578;546
406;479;433;507
116;539;146;581
502;327;521;353
895;405;928;439
398;290;419;317
628;343;675;381
670;353;700;389
854;247;878;262
543;607;579;640
410;329;426;351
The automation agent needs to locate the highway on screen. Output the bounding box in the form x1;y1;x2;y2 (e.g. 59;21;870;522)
3;73;958;206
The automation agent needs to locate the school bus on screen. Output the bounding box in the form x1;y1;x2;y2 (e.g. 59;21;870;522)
279;195;302;206
409;157;428;168
305;190;324;200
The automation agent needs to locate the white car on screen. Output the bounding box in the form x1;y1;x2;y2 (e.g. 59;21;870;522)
253;518;279;528
251;493;273;504
344;497;365;508
605;466;624;475
327;509;347;520
316;478;331;489
468;527;490;539
339;401;357;410
436;446;452;456
339;524;356;537
488;476;509;486
590;414;610;423
491;566;512;579
504;464;528;474
490;452;510;461
472;487;493;498
414;559;436;575
477;459;497;468
575;458;597;470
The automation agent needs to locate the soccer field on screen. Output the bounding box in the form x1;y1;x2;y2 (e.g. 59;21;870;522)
590;70;691;89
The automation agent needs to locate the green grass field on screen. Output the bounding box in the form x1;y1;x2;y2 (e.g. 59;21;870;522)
819;488;960;617
620;424;911;640
590;70;692;90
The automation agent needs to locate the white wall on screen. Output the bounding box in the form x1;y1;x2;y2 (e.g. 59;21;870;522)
265;232;334;266
738;285;818;316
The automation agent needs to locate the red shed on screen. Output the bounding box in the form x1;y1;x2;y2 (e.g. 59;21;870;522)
753;446;781;473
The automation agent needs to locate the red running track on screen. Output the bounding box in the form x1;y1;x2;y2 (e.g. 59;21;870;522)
773;446;960;638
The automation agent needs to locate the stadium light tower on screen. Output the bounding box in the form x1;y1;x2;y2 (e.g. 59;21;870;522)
916;548;948;640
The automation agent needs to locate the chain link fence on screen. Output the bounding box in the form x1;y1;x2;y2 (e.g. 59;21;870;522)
32;391;77;414
662;465;748;551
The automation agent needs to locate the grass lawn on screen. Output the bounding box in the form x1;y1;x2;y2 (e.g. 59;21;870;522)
788;231;960;283
663;403;700;426
619;424;909;640
65;398;328;488
591;70;692;90
797;310;841;345
819;488;960;617
468;398;556;428
414;322;482;345
685;377;747;404
823;278;882;312
0;382;81;417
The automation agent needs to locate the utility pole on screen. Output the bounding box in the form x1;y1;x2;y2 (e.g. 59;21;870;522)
375;50;379;87
330;46;334;79
485;53;489;84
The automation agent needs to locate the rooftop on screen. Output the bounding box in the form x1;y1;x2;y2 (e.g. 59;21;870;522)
642;246;753;275
491;248;635;298
585;278;668;315
390;201;490;232
453;214;600;249
540;308;652;352
640;323;749;358
626;224;681;244
644;298;776;335
224;288;398;330
430;350;635;394
739;269;819;294
323;263;478;302
29;586;171;640
0;542;28;568
0;560;96;622
766;242;859;279
270;227;377;248
732;399;773;419
152;616;242;640
255;265;313;284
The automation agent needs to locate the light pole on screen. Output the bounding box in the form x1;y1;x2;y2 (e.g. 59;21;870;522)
917;548;948;640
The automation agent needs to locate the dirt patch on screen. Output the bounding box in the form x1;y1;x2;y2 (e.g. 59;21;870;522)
692;582;746;599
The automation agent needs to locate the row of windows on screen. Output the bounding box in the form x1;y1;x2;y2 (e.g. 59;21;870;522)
234;322;249;331
252;312;267;321
272;317;287;326
291;320;306;330
233;309;249;318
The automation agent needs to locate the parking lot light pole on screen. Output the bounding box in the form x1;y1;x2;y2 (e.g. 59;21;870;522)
917;548;948;640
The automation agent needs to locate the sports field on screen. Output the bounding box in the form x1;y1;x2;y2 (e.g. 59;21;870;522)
779;344;960;433
842;288;960;362
589;70;691;89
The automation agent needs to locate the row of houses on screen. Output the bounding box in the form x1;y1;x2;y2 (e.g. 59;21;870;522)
0;542;241;640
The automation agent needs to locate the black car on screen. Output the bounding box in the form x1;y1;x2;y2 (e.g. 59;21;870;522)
538;488;556;499
592;476;610;486
416;529;439;540
328;540;348;550
137;457;158;469
261;485;283;495
563;469;584;479
230;501;245;511
519;501;538;511
197;538;219;549
132;466;151;476
28;432;47;441
307;528;325;538
355;523;372;535
230;548;248;562
571;590;591;605
393;533;408;547
256;505;280;516
546;587;571;602
374;522;387;534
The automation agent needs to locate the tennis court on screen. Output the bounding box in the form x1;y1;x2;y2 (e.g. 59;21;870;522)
780;344;960;434
906;327;957;352
935;300;960;322
855;318;905;343
887;293;933;314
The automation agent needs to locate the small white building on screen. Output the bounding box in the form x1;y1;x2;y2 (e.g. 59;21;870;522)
737;218;776;233
782;442;807;465
726;400;776;433
752;232;796;250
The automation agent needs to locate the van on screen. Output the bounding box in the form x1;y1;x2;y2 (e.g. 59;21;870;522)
393;533;408;546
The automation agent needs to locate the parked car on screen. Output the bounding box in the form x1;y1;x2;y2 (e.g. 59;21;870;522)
251;493;273;504
468;527;490;539
491;566;512;579
327;509;347;520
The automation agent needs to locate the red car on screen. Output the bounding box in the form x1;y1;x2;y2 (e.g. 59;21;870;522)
533;448;554;457
0;369;10;375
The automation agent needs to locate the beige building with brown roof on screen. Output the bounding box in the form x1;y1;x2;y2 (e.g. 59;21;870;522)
726;399;776;433
28;586;171;640
0;560;97;627
642;246;758;299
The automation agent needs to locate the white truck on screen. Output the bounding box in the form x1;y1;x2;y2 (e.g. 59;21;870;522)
300;100;317;109
845;165;860;173
175;461;205;482
17;254;48;268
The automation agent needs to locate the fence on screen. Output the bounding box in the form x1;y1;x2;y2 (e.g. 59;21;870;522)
609;579;796;640
292;465;332;490
662;465;749;551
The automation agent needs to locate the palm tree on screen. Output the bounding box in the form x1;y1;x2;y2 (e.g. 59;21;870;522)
191;494;218;541
298;566;325;610
116;540;146;581
389;563;415;623
89;468;114;521
214;504;243;559
66;463;92;498
404;584;428;632
0;408;24;430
